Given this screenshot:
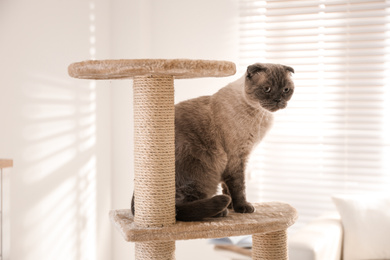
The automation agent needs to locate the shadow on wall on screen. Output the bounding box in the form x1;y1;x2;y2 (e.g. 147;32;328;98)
18;73;98;260
16;3;100;259
0;0;116;258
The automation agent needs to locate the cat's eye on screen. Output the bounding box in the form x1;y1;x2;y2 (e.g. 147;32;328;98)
283;87;290;93
264;87;271;93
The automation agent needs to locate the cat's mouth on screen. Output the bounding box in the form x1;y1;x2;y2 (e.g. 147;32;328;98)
263;101;288;112
277;101;288;110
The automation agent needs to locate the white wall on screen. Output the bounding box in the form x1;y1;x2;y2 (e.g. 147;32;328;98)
150;0;241;103
0;0;111;259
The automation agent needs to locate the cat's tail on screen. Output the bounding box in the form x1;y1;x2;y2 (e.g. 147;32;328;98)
176;195;231;221
131;194;231;222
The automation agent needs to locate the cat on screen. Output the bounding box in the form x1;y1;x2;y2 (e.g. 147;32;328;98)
131;63;295;221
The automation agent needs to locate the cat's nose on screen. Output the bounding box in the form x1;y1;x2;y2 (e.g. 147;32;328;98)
274;98;281;103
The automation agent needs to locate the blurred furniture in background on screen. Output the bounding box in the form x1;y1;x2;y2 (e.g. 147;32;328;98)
287;214;342;260
215;193;390;260
213;215;342;260
0;159;13;260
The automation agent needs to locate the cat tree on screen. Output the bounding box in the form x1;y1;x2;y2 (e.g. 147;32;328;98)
68;59;297;260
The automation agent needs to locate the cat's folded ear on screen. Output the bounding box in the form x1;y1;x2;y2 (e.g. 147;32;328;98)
283;65;294;74
246;63;267;79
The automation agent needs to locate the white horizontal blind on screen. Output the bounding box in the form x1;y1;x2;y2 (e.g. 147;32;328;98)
240;0;390;231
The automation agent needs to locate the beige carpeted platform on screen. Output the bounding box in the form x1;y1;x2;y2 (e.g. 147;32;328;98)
68;59;236;79
110;202;297;242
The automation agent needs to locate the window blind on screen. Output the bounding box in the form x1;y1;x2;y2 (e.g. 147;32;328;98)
240;0;390;231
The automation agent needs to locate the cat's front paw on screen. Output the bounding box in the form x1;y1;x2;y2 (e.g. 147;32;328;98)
234;202;255;213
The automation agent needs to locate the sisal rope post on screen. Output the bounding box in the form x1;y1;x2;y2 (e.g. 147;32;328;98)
252;230;288;260
135;241;175;260
133;75;176;259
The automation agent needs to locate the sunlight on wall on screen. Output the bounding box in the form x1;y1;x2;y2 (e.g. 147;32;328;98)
22;81;77;183
24;176;78;259
78;156;97;260
20;70;98;260
18;2;99;257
